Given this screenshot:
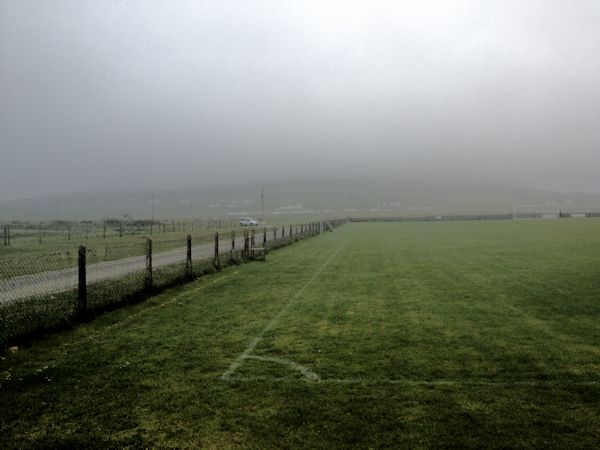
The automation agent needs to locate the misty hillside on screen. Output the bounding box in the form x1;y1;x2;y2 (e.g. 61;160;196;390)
1;178;599;221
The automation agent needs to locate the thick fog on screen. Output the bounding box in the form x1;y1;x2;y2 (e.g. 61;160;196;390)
1;0;600;201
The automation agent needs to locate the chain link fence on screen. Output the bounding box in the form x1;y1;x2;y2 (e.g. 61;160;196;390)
1;219;241;247
1;220;346;346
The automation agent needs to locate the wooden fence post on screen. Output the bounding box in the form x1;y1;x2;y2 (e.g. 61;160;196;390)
38;223;42;244
145;238;153;292
231;230;235;261
77;245;87;320
263;227;267;254
251;229;255;258
119;221;123;238
3;225;7;246
186;235;192;279
244;229;250;257
214;232;220;268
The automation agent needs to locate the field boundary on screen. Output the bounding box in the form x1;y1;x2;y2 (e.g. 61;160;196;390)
349;212;600;222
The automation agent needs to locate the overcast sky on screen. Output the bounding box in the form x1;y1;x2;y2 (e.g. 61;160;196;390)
1;0;599;200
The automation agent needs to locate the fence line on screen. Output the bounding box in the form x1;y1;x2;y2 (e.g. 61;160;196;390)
4;212;600;247
0;219;346;346
349;212;600;223
0;218;246;246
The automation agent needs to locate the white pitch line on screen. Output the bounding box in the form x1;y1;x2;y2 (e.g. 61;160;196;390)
220;241;346;380
246;355;320;381
222;376;600;387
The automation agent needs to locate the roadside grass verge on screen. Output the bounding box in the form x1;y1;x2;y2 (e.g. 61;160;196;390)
1;220;599;448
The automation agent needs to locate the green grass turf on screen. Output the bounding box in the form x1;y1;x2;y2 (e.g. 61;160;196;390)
1;220;599;448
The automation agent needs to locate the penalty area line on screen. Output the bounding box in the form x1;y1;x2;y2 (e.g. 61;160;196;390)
220;241;347;380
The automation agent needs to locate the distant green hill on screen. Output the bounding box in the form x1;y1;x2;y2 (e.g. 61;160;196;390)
1;178;599;221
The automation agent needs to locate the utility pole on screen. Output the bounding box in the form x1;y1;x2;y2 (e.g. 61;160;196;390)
261;188;265;221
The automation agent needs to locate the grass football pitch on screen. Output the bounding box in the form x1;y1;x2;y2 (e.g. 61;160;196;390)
1;220;599;448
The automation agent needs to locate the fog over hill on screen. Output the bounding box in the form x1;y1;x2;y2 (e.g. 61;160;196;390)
1;1;600;206
1;177;599;221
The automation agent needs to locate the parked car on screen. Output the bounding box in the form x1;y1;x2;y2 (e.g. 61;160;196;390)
239;217;259;227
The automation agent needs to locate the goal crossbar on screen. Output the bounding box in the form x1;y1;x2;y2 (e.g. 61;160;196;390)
513;204;560;219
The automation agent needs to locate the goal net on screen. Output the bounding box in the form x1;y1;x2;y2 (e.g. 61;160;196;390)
513;204;560;219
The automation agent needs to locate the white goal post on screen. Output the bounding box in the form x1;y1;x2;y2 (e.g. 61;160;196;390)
513;204;560;219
